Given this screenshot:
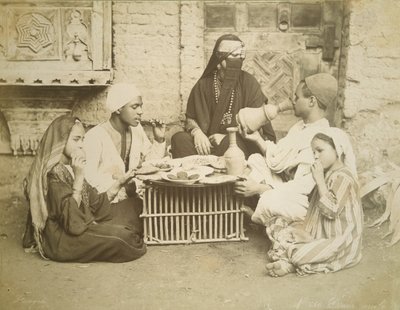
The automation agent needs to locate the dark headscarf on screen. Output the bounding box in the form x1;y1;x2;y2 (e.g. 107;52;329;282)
201;34;243;79
24;115;78;251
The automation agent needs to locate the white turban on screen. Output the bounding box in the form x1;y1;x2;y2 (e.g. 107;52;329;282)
106;83;142;112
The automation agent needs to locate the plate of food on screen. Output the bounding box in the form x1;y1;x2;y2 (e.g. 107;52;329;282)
143;158;181;171
162;171;202;185
150;162;173;172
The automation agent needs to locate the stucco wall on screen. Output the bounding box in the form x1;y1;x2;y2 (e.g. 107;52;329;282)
342;0;400;171
113;1;181;121
74;1;203;136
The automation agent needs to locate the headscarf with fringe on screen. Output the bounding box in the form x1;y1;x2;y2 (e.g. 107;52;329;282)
25;115;80;253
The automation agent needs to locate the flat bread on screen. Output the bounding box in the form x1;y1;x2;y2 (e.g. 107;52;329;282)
181;155;219;167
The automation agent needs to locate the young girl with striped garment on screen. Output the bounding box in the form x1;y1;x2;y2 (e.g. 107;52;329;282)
265;127;363;277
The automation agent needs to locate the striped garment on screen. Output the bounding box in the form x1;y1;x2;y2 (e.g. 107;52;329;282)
266;166;363;275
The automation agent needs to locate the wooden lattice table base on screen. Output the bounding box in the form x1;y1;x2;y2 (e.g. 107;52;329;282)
141;180;248;245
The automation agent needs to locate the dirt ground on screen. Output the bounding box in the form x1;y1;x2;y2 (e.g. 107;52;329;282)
0;196;399;310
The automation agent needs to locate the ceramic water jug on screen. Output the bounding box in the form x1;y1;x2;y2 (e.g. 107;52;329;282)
224;127;246;176
237;99;293;133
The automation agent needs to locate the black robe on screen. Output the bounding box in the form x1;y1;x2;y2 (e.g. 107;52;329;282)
186;70;275;139
41;164;146;263
170;70;276;158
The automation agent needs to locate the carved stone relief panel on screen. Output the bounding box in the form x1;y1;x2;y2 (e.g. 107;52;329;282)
0;85;99;155
0;1;112;86
0;2;110;156
62;8;92;69
0;108;71;155
7;8;61;61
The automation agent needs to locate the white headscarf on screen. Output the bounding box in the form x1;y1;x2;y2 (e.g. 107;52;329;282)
106;83;142;112
315;127;357;178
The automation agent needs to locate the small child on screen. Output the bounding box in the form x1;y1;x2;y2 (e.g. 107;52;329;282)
265;127;363;277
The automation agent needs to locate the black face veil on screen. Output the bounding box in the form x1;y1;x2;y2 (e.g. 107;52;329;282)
200;34;245;79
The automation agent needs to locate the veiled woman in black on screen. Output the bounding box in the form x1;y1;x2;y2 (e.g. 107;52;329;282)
171;34;276;158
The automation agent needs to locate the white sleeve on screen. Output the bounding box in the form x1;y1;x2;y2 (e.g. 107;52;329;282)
84;130;115;193
264;140;278;158
269;163;315;196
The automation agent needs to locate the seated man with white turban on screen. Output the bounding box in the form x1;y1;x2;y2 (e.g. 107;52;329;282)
235;73;338;223
84;83;166;203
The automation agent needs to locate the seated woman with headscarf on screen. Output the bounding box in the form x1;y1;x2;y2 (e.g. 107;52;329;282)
23;116;146;263
171;34;276;159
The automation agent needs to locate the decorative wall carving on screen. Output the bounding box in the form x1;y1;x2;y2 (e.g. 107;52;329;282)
0;2;110;156
16;13;55;53
0;1;112;86
64;9;91;63
7;9;60;60
0;108;71;155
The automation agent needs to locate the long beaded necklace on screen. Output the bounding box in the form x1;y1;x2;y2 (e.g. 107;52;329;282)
213;70;235;125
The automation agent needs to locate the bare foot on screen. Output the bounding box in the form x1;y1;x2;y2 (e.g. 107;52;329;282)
265;262;277;277
240;205;254;218
265;262;275;270
265;261;294;277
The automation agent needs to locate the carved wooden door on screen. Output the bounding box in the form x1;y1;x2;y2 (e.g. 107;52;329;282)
204;0;343;131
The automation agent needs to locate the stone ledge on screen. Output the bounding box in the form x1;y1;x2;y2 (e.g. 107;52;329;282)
0;70;113;86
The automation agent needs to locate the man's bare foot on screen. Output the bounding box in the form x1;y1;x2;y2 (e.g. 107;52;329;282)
240;205;254;218
265;260;294;277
